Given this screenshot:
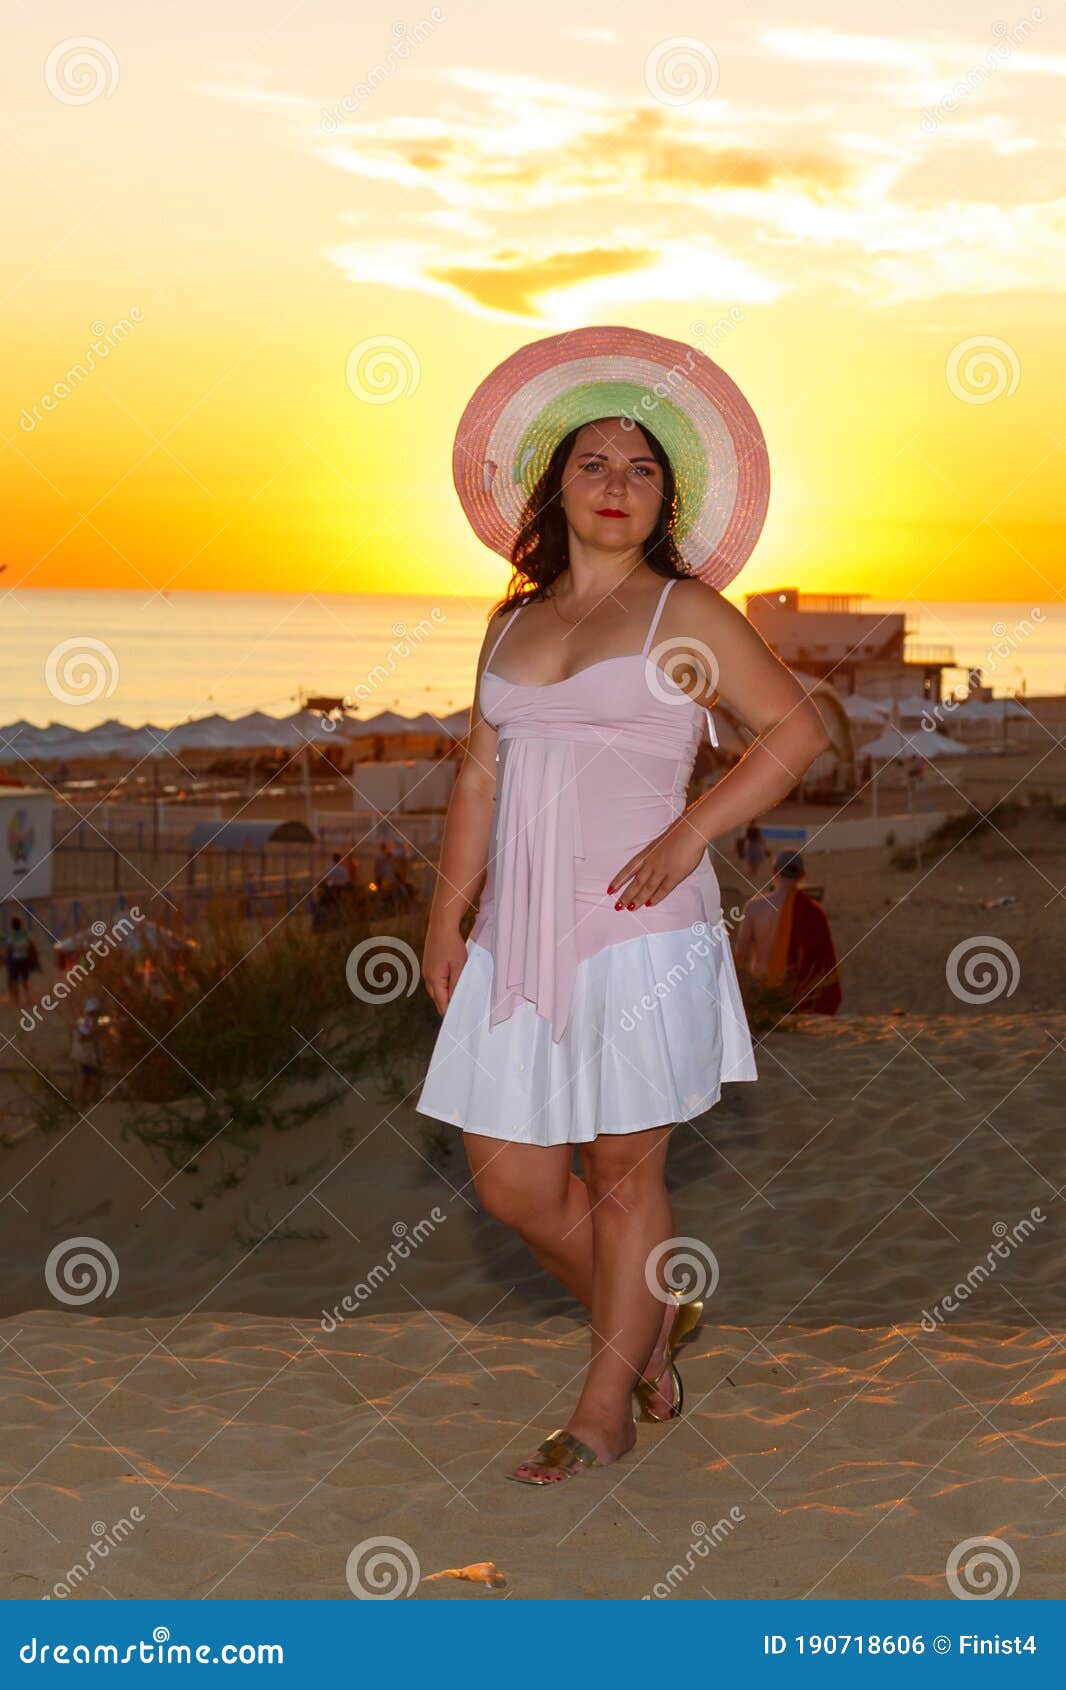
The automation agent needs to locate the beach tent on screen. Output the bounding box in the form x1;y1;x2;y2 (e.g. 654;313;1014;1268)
887;695;941;720
440;709;474;738
953;697;1028;721
188;817;316;851
841;695;890;722
862;724;970;763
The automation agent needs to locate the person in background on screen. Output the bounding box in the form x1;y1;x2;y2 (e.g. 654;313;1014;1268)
392;849;422;911
323;851;350;907
70;998;107;1106
373;840;395;898
742;820;767;876
343;848;372;917
735;850;842;1016
324;851;349;890
4;915;33;1007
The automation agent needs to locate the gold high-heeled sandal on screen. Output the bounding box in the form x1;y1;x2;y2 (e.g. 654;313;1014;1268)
505;1428;601;1485
506;1393;641;1484
633;1292;704;1423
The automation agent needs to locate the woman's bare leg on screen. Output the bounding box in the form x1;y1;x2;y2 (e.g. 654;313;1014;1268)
463;1126;676;1479
564;1127;676;1459
461;1132;678;1411
461;1133;590;1292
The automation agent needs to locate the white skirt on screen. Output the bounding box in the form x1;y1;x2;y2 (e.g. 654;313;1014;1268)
414;913;759;1146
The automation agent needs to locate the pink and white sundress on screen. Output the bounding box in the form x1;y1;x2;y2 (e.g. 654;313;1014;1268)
415;576;758;1144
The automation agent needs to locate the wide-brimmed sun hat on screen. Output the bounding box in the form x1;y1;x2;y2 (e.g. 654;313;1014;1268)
452;324;770;590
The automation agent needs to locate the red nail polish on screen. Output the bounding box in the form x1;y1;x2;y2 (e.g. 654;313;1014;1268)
614;901;622;910
627;902;635;910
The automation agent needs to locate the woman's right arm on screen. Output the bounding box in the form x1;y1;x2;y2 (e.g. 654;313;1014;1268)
421;613;503;1015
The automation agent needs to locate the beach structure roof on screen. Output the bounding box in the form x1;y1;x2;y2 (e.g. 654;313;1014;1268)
840;695;891;722
188;817;316;851
1;704;467;764
888;695;941;718
953;696;1028;719
863;724;970;762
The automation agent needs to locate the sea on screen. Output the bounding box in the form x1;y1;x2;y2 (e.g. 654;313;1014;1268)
1;588;1063;732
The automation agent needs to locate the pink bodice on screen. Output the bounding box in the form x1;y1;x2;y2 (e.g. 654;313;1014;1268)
470;577;720;1042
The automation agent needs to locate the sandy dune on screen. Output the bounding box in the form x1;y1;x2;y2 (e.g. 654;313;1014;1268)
2;1009;1063;1599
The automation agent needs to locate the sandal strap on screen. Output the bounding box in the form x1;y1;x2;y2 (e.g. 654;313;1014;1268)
534;1429;600;1471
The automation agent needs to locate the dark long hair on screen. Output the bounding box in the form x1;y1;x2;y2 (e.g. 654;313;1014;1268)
487;417;689;621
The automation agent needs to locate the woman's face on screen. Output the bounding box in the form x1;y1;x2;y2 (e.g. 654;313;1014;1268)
559;418;665;551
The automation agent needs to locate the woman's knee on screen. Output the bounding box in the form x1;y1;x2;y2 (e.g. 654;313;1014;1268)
472;1170;540;1228
583;1138;670;1215
464;1142;569;1230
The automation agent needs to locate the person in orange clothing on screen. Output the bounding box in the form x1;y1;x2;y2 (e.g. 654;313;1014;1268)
736;850;842;1015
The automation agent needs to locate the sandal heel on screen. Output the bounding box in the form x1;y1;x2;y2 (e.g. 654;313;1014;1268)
634;1293;703;1423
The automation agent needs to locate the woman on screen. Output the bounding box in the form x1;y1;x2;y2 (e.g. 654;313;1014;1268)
416;327;829;1484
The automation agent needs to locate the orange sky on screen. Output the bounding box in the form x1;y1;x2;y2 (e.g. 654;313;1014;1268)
3;3;1064;605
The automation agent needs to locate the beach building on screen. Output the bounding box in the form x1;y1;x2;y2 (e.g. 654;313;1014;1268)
745;587;955;705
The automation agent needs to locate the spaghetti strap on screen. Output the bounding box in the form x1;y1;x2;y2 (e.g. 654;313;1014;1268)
641;577;678;656
484;600;526;671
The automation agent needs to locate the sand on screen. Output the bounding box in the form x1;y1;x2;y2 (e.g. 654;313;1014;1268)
2;1002;1063;1601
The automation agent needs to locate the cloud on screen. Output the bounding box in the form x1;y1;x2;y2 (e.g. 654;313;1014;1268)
565;26;620;45
323;98;857;211
429;246;654;317
761;20;1066;108
200;56;1066;315
327;235;781;319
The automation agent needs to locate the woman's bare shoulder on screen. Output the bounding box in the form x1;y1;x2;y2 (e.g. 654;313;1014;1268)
667;577;741;622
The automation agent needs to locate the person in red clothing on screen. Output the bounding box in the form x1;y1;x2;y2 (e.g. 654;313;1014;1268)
736;850;842;1015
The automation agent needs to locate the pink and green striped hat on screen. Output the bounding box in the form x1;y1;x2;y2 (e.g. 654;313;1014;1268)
452;324;769;590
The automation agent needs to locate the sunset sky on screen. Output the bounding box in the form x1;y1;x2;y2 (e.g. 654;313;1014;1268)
3;0;1064;606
